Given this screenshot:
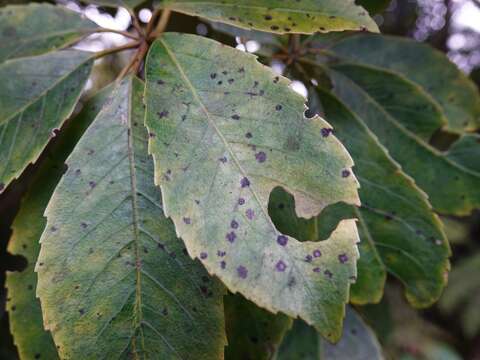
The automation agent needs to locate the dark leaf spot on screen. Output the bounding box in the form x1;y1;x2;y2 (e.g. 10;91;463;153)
275;260;287;272
237;265;248;278
277;235;288;246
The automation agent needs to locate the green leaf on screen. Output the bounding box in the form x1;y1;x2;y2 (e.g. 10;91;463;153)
36;77;226;359
0;4;97;63
224;293;292;360
160;1;379;34
322;63;480;216
312;33;480;133
0;50;93;192
145;33;360;341
277;308;383;359
314;89;450;307
5;83;112;360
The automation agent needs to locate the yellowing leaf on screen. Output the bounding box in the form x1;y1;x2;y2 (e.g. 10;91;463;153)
36;77;226;359
160;0;378;34
145;33;360;341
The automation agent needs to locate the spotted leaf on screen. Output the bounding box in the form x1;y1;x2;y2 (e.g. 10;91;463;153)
5;84;112;360
0;4;97;63
145;33;360;341
0;50;93;192
159;0;378;34
277;307;383;359
36;77;226;359
314;89;450;307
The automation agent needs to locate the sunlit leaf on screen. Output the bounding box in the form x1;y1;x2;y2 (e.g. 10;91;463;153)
310;33;480;133
0;50;93;192
224;293;292;360
36;77;226;359
160;1;379;34
0;4;97;63
314;89;450;306
5;84;112;360
277;307;383;359
322;62;480;216
145;33;360;341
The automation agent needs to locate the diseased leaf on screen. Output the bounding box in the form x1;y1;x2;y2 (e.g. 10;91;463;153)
446;134;480;172
311;33;480;133
5;84;112;360
36;77;226;359
314;89;450;307
323;64;480;216
145;33;360;341
160;1;378;34
0;4;97;63
224;293;292;360
0;50;93;192
277;308;383;360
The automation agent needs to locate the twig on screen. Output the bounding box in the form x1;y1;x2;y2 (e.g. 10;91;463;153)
127;8;145;37
87;28;140;41
94;41;140;59
145;8;162;36
116;41;149;80
149;9;171;39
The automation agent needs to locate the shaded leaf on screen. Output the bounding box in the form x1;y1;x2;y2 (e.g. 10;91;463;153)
277;308;383;359
311;33;480;133
439;252;480;338
36;77;226;359
356;0;391;14
5;83;113;360
160;1;378;34
0;50;93;192
315;89;450;307
0;4;97;63
145;33;360;341
224;293;292;360
323;63;480;216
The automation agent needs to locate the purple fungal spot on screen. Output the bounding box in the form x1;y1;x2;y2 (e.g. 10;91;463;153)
277;235;288;246
226;231;237;243
240;177;250;187
217;250;226;257
313;267;321;273
183;217;191;224
81;222;88;229
276;260;287;272
237;266;248;278
246;208;254;220
305;255;313;262
231;220;239;229
255;151;267;163
221;261;226;269
149;132;155;138
321;128;333;137
338;253;349;263
275;104;282;111
75;169;81;176
210;73;217;79
324;269;333;278
200;252;208;259
238;198;245;205
156;79;165;85
238;67;245;73
245;132;252;138
228;78;234;84
219;156;227;163
273;76;279;83
342;169;351;178
50;226;57;232
313;249;321;258
231;114;240;120
157;110;169;119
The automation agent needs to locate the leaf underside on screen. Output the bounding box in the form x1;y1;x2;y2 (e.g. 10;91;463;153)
145;33;360;341
36;77;226;360
0;50;93;192
161;0;379;34
0;4;97;63
315;90;450;307
5;83;113;360
277;307;383;359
